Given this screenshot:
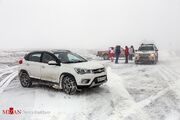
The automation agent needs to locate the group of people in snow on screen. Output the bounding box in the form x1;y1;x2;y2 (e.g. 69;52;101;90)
109;45;135;64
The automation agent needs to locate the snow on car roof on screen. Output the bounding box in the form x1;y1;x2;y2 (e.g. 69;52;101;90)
51;49;71;53
27;49;70;54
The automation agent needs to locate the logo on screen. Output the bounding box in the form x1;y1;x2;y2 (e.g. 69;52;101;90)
2;107;22;115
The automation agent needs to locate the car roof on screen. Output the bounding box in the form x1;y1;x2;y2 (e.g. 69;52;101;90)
141;43;154;45
141;43;156;46
141;44;156;47
51;49;71;53
28;49;71;54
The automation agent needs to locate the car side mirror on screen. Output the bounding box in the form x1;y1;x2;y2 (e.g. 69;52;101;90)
156;49;158;51
135;50;138;52
48;61;58;65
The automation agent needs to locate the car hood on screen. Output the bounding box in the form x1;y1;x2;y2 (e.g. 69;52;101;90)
63;61;104;69
136;51;155;54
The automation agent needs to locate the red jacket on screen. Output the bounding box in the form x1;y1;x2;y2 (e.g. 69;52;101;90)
109;49;114;57
125;47;129;56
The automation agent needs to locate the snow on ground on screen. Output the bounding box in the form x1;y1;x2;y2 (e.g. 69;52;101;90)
0;50;180;120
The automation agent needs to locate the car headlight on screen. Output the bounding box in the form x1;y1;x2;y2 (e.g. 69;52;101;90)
150;53;155;57
74;68;92;74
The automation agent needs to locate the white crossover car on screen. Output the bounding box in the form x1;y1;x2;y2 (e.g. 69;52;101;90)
18;50;107;94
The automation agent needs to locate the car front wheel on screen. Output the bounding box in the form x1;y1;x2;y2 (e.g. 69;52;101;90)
19;72;32;87
62;75;77;95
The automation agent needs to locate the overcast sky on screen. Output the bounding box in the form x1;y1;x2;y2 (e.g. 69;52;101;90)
0;0;180;50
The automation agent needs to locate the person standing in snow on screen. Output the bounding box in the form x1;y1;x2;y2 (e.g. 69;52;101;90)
125;46;129;63
129;45;135;60
115;45;121;64
109;47;115;62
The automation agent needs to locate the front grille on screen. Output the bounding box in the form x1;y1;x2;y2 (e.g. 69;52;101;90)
94;75;107;84
140;54;150;57
92;68;105;74
140;56;149;59
140;54;150;60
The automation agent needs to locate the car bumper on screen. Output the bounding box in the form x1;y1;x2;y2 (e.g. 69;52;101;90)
135;55;156;63
75;72;107;88
135;58;156;63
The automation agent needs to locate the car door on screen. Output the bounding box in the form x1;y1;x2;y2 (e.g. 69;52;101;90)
26;52;42;79
40;52;61;83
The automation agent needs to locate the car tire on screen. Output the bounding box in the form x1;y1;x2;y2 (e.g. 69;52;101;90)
62;75;77;95
19;72;32;87
103;54;109;60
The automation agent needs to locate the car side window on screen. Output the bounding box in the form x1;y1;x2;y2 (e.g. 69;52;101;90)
42;53;56;63
29;53;41;62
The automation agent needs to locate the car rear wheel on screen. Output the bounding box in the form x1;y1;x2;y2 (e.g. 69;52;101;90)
19;72;32;87
62;75;77;95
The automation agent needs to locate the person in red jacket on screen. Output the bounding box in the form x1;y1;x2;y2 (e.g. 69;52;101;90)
109;47;115;62
125;46;129;63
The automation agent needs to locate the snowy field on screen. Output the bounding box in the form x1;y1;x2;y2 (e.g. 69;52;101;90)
0;50;180;120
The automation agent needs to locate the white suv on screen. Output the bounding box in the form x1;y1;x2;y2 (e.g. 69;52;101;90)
135;44;158;64
18;50;107;94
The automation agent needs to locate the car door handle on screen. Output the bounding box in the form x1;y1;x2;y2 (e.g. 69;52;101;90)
26;63;30;66
42;66;45;69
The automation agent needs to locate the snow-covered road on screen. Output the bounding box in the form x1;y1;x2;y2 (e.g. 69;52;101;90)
0;50;180;120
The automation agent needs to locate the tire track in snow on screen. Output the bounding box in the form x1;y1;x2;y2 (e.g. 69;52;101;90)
0;64;9;69
0;70;14;78
106;67;151;120
0;71;18;93
116;64;180;119
0;65;19;93
158;64;180;99
130;64;180;113
160;65;179;80
158;64;180;87
106;61;180;119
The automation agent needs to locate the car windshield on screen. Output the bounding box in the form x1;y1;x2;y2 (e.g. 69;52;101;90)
53;52;87;63
138;46;154;51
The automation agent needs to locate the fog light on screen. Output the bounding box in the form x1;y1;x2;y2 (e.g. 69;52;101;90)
81;79;90;84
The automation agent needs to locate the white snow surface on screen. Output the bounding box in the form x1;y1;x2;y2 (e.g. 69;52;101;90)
0;50;180;120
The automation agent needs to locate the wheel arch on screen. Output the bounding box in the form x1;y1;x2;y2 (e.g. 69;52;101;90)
19;69;29;76
59;72;76;89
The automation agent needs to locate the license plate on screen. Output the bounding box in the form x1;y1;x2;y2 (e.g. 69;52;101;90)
97;76;106;82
